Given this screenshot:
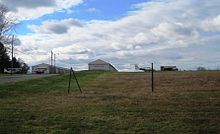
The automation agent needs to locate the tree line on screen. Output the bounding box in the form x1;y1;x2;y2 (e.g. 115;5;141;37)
0;42;29;73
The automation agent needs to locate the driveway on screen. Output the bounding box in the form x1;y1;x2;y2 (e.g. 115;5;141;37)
0;74;58;84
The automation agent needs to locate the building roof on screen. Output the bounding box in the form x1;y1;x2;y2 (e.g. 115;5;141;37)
32;63;50;67
88;59;118;71
109;64;118;71
88;59;109;65
161;66;177;68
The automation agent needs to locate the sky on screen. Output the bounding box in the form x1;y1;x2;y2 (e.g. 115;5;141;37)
1;0;220;71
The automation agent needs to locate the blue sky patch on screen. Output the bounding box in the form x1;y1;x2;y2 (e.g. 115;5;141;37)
17;0;149;35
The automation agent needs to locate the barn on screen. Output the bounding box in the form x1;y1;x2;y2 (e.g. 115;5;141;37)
88;59;117;71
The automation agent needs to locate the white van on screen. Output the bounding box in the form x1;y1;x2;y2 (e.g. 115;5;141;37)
4;68;22;74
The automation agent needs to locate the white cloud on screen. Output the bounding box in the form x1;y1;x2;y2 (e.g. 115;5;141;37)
0;0;83;20
202;15;220;32
28;18;83;34
87;8;99;13
15;0;220;70
1;0;55;10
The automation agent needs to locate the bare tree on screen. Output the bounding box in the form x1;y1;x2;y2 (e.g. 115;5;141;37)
0;4;17;43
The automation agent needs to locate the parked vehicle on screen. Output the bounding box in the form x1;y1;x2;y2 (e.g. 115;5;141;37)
135;64;152;72
34;68;47;74
4;68;22;74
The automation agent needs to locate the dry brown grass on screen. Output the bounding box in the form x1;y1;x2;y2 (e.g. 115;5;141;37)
0;71;220;133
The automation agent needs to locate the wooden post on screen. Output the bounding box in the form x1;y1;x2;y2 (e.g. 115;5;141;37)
72;69;82;93
151;63;154;92
68;67;72;94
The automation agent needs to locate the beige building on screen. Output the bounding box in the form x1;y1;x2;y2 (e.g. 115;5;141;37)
88;59;117;71
32;63;69;74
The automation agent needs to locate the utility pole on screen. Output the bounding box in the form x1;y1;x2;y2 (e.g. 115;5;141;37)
54;53;56;74
48;55;50;65
51;51;53;74
11;35;14;75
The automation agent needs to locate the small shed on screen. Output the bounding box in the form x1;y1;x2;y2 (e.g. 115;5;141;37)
88;59;117;71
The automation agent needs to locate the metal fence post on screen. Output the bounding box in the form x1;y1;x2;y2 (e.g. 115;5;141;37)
72;69;82;93
152;63;154;92
68;67;72;94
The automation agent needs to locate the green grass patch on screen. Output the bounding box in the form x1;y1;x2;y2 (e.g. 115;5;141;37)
0;71;107;98
0;71;219;133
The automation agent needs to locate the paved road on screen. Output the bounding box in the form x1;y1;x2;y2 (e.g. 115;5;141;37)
0;74;58;84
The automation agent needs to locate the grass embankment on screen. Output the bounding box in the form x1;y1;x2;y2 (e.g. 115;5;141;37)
0;74;11;76
0;71;220;133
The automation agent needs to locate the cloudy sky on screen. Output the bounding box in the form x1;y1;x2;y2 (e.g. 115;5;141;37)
1;0;220;71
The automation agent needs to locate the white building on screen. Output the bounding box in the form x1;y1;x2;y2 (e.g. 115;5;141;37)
32;63;69;74
88;59;117;71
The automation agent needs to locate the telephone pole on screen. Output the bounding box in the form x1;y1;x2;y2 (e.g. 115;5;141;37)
54;53;56;74
11;35;14;75
51;51;53;74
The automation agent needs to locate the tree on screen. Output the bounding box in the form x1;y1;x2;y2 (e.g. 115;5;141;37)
0;4;17;43
0;42;11;73
0;5;13;73
0;45;30;73
20;60;29;74
0;4;29;74
12;57;21;68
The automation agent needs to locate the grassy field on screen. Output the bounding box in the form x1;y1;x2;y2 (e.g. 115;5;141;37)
0;71;220;133
0;74;10;76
